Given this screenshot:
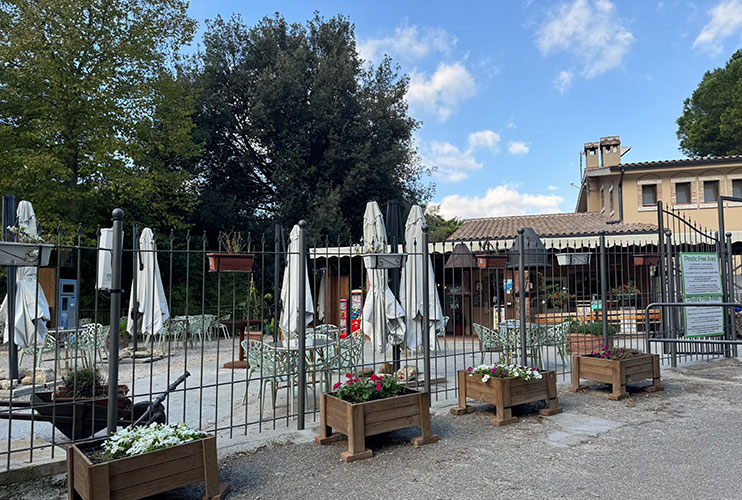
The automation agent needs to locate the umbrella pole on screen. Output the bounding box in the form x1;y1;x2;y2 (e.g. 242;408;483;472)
2;195;18;381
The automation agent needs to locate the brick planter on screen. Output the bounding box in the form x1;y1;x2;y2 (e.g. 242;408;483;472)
315;389;439;462
569;354;663;400
67;435;229;500
451;370;562;426
566;333;608;355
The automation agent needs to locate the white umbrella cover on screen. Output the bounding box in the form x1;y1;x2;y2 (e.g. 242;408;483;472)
1;201;51;347
317;271;327;322
127;228;169;337
361;201;406;352
400;205;443;352
279;224;314;336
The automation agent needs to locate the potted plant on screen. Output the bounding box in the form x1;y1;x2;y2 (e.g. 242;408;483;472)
67;422;229;500
566;320;616;355
569;344;663;400
451;363;562;426
544;285;574;310
315;374;439;462
608;283;640;307
55;367;129;408
0;223;53;266
207;230;254;272
633;253;660;266
355;242;406;269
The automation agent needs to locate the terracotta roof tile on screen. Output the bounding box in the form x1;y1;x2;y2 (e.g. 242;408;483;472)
447;212;657;241
617;155;742;170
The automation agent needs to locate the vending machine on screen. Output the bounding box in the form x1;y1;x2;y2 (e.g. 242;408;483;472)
350;289;363;336
339;299;348;338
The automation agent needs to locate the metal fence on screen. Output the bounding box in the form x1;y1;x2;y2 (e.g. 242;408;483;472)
1;203;740;472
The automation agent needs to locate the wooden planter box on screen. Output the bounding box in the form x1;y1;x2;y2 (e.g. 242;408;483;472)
475;254;508;269
207;253;254;272
315;389;439;462
451;370;562;426
566;334;609;355
569;354;663;400
67;435;229;500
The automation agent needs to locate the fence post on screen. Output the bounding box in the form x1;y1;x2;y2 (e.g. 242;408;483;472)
725;232;737;358
297;220;307;430
274;223;281;343
656;201;666;335
130;224;139;353
422;223;431;398
107;208;124;435
665;230;677;367
2;195;18;381
599;230;608;346
517;228;527;365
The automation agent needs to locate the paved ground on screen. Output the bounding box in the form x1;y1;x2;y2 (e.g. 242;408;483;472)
3;357;741;500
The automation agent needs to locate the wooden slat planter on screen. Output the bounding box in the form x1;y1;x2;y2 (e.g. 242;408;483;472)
569;354;663;400
451;370;562;426
67;435;229;500
566;334;608;356
314;389;439;462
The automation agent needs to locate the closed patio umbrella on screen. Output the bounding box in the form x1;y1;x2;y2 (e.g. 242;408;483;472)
361;201;405;352
400;205;443;352
279;224;314;337
127;228;169;339
1;201;51;348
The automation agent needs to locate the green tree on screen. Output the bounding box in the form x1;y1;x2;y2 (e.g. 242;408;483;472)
188;13;431;242
0;0;199;234
677;50;742;157
424;205;462;242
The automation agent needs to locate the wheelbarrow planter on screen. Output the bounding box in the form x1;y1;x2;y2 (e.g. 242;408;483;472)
67;435;229;500
569;353;663;400
451;370;562;426
315;388;439;462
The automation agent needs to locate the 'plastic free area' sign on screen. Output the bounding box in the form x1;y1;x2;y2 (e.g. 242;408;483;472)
679;253;723;338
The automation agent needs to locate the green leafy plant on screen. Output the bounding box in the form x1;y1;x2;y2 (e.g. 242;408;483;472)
62;367;105;398
102;422;206;460
568;320;617;337
609;283;640;296
333;374;403;403
467;363;542;382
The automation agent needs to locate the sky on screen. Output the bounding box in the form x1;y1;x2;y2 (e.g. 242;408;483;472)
185;0;742;220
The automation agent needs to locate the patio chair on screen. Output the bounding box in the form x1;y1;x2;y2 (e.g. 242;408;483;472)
434;316;450;351
68;323;109;366
326;332;365;380
542;322;569;367
473;323;510;364
19;333;59;368
312;324;339;341
241;339;298;417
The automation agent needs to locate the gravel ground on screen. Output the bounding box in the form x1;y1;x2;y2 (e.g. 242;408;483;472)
2;357;741;500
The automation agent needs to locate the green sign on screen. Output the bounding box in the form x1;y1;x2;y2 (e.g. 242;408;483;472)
679;252;723;338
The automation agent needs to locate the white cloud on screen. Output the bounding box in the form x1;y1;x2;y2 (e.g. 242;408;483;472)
536;0;634;79
424;130;500;182
407;62;476;120
508;141;530;155
694;0;742;55
555;70;574;93
548;185;559;191
358;24;456;62
436;186;564;219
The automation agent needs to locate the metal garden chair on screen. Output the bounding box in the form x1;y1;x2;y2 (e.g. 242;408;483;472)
240;339;298;417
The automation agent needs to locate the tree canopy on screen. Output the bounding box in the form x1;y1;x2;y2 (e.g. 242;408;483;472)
0;0;199;233
677;50;742;157
187;13;431;241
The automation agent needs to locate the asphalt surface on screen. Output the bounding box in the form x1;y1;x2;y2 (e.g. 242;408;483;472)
4;357;742;500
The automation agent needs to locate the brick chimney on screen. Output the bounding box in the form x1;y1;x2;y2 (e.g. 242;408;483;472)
600;136;621;167
584;141;600;171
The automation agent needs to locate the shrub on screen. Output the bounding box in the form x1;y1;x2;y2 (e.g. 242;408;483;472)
62;367;105;398
568;320;617;336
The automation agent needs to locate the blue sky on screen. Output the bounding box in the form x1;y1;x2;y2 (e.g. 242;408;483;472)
185;0;742;219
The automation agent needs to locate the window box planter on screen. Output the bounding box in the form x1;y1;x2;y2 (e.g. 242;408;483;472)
207;253;254;272
314;388;439;462
556;253;591;266
0;241;52;266
611;293;638;308
362;253;406;269
633;253;659;266
67;435;229;500
569;353;663;400
475;254;508;269
566;334;611;356
450;370;562;426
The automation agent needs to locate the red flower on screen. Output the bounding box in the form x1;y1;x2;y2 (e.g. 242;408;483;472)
346;373;352;379
375;383;382;391
333;381;341;390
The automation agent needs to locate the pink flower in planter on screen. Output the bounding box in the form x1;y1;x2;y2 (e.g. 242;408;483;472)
376;383;382;391
467;367;472;371
333;381;341;390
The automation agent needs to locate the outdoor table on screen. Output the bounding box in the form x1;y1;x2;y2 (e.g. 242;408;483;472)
273;338;334;392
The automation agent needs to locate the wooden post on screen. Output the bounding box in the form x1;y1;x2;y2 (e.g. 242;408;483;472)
450;370;474;415
538;371;564;416
411;392;440;446
609;360;627;400
90;464;110;500
341;403;372;462
643;355;665;393
202;438;230;500
67;447;80;500
491;378;518;426
314;393;344;445
569;355;588;392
